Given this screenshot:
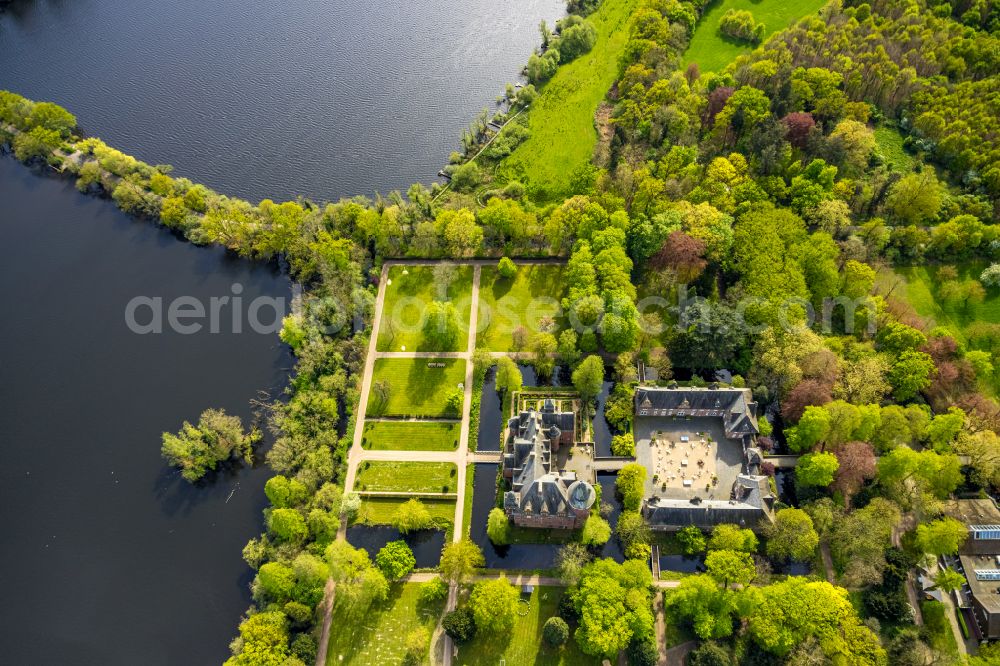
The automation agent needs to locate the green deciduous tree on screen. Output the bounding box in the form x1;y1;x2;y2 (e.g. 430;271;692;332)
915;517;968;556
495;356;522;395
581;514;612;546
708;524;758;553
616;463;647;511
573;355;605;402
224;611;291;666
161;408;259;482
705;549;756;589
487;507;512;545
795;451;839;488
666;574;738;639
470;575;519;635
391;498;435;534
765;508;819;562
376;540;416;581
440;539;485;584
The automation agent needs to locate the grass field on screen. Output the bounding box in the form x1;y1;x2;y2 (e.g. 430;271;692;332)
455;586;599;665
890;263;1000;343
477;264;566;350
462;462;474;538
498;0;639;201
684;0;828;73
326;583;445;666
921;600;960;659
355;461;458;493
874;123;916;172
355;497;457;527
378;265;474;353
362;421;459;451
367;358;467;417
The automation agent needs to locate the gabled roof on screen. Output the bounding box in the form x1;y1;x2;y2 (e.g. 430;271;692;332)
634;387;760;437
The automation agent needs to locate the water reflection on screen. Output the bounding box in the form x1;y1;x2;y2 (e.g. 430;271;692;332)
346;525;445;568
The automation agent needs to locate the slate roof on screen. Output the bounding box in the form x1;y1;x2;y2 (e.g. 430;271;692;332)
644;473;775;529
503;406;592;517
635;387;759;439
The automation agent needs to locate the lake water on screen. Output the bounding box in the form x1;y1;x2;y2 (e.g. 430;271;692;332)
0;0;564;203
0;157;293;664
1;1;566;662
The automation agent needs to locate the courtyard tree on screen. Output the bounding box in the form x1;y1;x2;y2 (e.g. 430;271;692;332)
616;463;647;511
573;354;605;402
765;508;819;562
469;575;519;635
440;539;485;584
375;540;415;581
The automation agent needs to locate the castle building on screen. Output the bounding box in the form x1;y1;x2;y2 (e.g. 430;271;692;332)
502;399;595;529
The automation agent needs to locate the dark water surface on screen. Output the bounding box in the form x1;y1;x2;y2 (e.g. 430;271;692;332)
0;0;564;203
0;157;294;665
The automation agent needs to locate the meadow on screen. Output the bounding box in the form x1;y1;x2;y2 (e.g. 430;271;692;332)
684;0;828;74
498;0;639;201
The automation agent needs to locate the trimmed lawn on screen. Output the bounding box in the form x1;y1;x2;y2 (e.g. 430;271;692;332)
462;462;474;538
874;123;915;172
367;358;467;418
377;264;474;352
684;0;828;74
355;497;457;527
362;421;459;451
498;0;639;201
477;264;566;351
921;600;960;659
455;586;599;666
326;583;445;666
355;461;458;493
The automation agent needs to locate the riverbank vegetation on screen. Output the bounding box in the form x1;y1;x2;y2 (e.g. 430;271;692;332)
160;408;260;482
6;0;1000;661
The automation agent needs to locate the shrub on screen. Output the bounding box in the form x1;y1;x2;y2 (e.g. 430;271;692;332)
581;515;611;546
418;577;449;605
611;432;635;457
982;263;1000;287
497;256;517;279
718;9;765;44
443;607;476;643
678;525;706;555
375;540;416;581
542;616;569;647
